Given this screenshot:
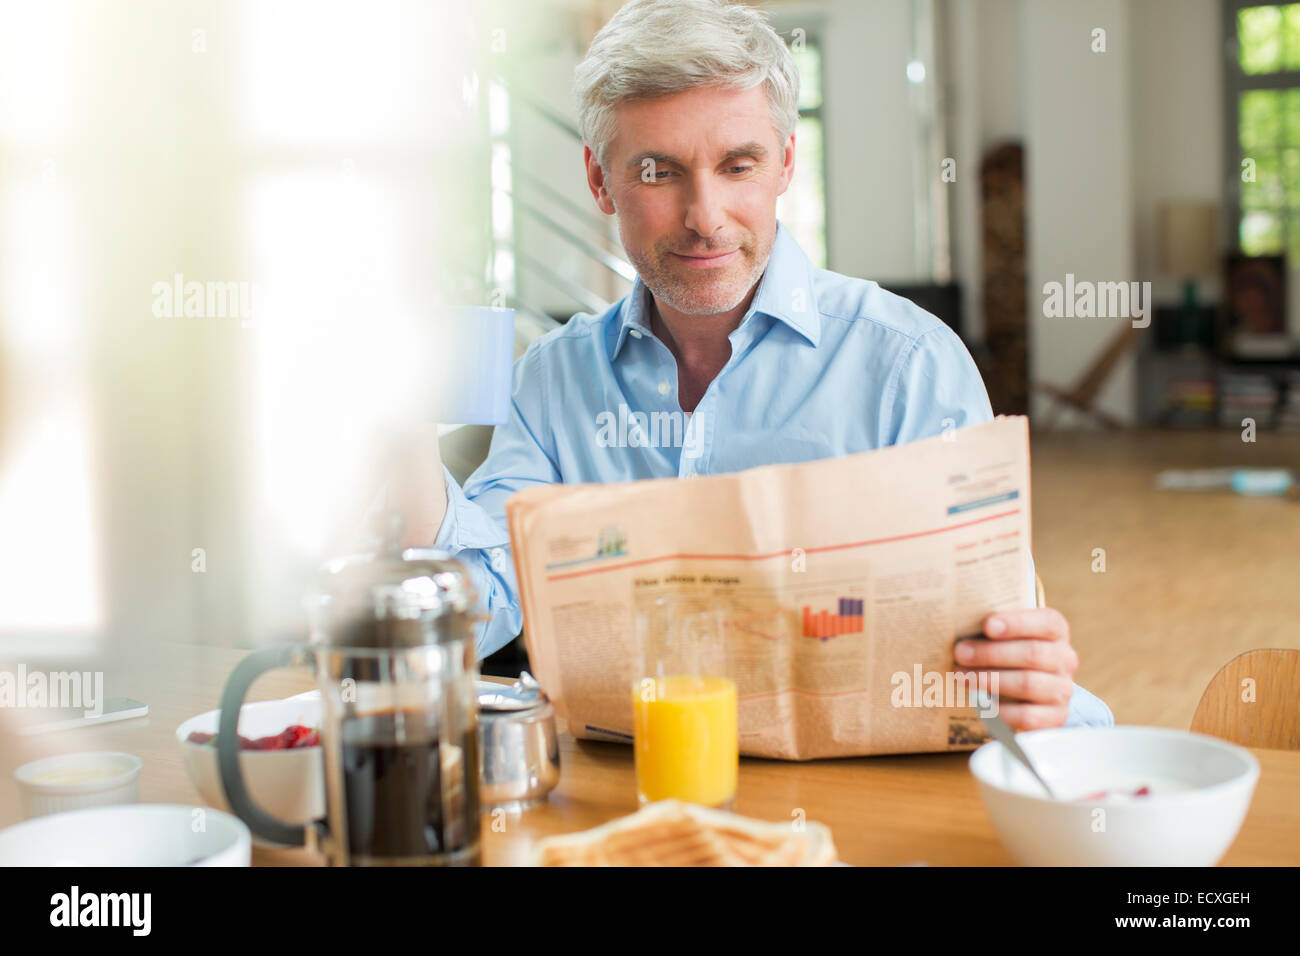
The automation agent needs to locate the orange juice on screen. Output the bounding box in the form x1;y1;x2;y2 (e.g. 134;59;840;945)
632;675;738;807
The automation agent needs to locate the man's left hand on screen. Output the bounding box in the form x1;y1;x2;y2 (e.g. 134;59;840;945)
954;608;1079;731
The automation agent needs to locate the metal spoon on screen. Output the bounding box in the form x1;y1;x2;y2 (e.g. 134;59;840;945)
975;688;1058;800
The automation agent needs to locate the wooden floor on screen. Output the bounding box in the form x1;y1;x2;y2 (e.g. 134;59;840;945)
1029;428;1300;731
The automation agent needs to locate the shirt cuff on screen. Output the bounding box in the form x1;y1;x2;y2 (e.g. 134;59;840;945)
431;466;521;659
433;465;510;553
1065;682;1114;727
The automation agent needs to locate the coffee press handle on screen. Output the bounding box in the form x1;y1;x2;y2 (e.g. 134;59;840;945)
217;644;315;848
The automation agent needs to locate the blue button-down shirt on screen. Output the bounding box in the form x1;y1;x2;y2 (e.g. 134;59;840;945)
434;221;1112;727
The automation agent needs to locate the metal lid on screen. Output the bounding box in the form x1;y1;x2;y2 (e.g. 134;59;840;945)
476;671;545;712
308;549;479;649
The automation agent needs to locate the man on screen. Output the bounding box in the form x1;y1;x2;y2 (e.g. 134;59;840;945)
398;0;1111;729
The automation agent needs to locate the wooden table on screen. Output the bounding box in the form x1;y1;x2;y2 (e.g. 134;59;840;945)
2;640;1297;865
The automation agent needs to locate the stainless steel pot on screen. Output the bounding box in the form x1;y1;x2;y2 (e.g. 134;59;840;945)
477;672;560;811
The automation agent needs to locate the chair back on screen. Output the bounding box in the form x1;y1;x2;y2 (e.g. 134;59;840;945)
1190;648;1300;751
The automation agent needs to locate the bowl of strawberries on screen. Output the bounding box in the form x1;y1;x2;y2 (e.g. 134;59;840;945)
176;693;325;834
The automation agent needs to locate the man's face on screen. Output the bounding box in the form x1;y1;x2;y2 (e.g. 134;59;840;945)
586;84;795;317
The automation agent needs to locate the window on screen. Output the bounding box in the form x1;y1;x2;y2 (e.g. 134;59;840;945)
1227;2;1300;257
777;35;829;270
236;0;453;560
0;5;102;639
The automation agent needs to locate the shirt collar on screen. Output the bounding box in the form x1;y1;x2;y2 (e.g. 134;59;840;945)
609;220;821;361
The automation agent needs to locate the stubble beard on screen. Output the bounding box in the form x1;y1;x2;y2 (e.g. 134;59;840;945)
620;222;776;317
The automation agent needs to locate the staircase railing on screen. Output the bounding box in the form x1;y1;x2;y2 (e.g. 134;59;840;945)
488;73;633;343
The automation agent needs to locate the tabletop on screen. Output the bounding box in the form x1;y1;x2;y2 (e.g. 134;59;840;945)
2;640;1297;866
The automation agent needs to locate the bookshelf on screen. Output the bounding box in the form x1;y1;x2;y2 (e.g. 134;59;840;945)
1137;340;1300;432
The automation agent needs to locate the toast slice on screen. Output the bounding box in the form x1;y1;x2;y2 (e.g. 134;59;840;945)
533;800;837;866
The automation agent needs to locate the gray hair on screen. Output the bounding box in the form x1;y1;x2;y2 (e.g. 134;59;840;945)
574;0;800;171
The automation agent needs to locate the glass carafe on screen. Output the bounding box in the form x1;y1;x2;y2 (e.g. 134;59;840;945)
217;549;482;866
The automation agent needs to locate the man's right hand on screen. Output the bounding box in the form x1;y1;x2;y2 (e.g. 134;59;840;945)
384;423;450;549
327;423;450;557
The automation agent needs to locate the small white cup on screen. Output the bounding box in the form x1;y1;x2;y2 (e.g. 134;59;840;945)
14;752;142;819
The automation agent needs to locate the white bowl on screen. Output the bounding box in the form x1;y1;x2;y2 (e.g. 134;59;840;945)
970;726;1259;866
0;803;250;866
14;752;142;819
176;695;325;827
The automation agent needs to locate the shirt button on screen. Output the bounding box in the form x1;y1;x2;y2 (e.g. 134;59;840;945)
629;329;643;339
488;547;506;569
657;381;670;395
684;472;698;479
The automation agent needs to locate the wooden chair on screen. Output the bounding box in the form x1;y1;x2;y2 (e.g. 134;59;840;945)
1035;324;1142;429
1190;649;1300;751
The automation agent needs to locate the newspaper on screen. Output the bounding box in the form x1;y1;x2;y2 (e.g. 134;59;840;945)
504;416;1032;759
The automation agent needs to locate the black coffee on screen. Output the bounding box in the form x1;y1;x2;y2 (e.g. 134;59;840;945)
339;710;480;865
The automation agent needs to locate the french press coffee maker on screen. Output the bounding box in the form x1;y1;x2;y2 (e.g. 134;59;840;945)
217;548;483;866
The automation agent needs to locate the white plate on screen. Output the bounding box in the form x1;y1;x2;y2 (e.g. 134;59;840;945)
0;804;250;866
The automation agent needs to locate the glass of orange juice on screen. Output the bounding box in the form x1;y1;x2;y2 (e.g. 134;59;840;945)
632;597;737;809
